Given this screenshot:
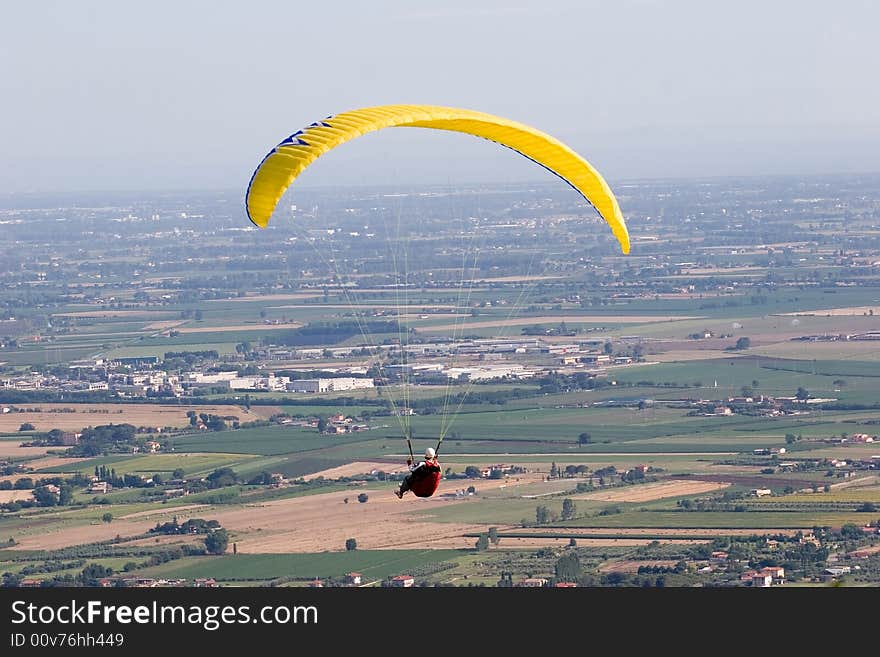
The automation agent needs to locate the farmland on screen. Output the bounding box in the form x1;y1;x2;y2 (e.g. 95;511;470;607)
2;176;880;587
0;403;254;434
133;550;463;583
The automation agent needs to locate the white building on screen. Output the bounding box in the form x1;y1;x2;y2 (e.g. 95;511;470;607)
228;374;289;391
445;365;531;381
287;377;374;393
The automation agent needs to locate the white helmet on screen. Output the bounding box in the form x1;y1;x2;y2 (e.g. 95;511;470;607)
424;447;436;459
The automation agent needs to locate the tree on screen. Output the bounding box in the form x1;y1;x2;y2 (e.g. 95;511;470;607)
550;462;558;478
578;432;591;445
248;471;272;486
554;553;581;581
345;538;358;551
46;428;64;445
464;466;481;479
205;416;226;431
18;423;35;432
204;528;229;554
1;572;22;587
316;417;328;433
194;309;203;321
603;341;613;355
497;572;514;587
80;563;113;586
102;513;113;523
840;524;863;539
561;498;577;521
58;481;73;506
536;505;550;524
357;493;369;503
734;337;751;350
785;433;797;444
475;533;489;551
795;387;810;405
172;468;186;480
206;467;237;489
33;485;59;506
488;527;500;545
632;344;645;361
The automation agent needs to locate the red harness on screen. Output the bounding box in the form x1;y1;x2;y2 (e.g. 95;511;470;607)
409;459;442;498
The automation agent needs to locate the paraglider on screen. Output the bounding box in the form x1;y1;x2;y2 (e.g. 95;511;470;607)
245;104;630;254
396;447;442;499
244;104;631;499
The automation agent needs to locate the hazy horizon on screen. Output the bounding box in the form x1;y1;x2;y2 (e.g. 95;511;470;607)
2;0;878;194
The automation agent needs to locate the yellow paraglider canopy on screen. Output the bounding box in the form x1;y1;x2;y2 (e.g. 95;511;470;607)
245;104;629;254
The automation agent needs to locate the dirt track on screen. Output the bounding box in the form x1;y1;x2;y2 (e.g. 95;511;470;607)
575;480;729;503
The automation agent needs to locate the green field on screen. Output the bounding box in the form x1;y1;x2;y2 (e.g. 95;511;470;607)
38;453;257;476
134;550;463;582
168;425;379;456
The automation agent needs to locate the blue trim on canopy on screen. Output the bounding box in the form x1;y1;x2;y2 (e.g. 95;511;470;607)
246;117;603;228
244;148;278;225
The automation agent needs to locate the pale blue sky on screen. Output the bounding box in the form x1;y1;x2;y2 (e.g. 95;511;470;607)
1;0;878;192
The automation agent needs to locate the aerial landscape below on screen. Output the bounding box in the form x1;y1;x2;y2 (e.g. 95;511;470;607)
2;174;879;588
